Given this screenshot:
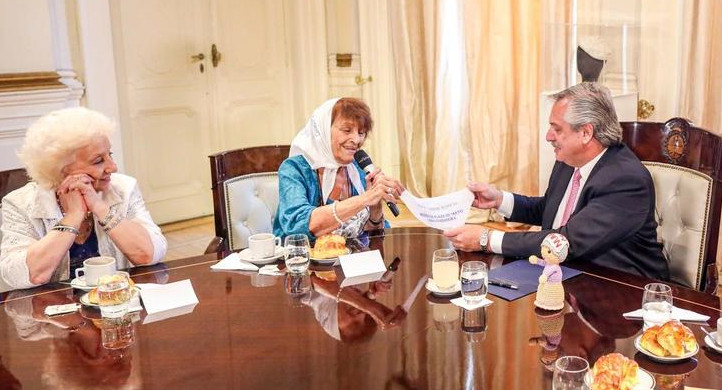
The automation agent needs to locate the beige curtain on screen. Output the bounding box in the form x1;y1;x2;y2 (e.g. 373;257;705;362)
463;1;542;195
679;0;722;134
389;0;543;197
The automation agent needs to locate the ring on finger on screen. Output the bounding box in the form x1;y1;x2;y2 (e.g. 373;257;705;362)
387;188;394;195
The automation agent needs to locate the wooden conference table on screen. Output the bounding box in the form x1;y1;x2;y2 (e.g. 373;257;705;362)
0;227;721;389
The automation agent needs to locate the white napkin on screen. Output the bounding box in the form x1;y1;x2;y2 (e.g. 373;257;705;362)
128;294;143;313
210;252;259;271
259;265;284;276
450;297;493;310
623;306;710;322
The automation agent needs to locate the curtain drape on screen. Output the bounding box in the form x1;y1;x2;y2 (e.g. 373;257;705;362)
679;0;722;134
389;0;542;197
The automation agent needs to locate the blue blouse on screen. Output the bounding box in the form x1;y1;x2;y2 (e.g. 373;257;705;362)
273;155;388;240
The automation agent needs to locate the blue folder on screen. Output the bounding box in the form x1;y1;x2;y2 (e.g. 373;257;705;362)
487;260;582;301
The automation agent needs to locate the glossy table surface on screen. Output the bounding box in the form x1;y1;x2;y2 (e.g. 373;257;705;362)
1;227;721;390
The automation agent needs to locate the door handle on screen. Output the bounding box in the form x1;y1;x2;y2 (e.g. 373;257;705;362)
355;75;373;86
211;44;222;67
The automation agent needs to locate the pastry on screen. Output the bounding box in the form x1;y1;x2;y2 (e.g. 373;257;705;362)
656;320;697;356
639;325;668;356
311;234;347;259
87;275;135;305
639;320;697;357
591;353;638;390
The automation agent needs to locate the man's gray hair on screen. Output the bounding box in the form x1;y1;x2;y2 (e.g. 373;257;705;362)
551;82;622;147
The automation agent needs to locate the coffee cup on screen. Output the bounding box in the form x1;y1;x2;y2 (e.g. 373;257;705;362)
248;233;281;259
75;256;116;286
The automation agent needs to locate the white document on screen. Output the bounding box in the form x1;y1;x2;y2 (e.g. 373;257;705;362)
139;279;199;317
400;188;475;230
339;250;387;287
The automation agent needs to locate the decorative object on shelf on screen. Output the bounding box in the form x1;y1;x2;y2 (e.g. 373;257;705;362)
529;233;569;311
637;99;655;120
577;37;610;82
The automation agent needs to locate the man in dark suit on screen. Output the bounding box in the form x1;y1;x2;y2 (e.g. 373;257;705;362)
444;82;669;280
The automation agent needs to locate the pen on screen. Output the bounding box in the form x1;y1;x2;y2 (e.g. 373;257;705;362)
489;278;519;290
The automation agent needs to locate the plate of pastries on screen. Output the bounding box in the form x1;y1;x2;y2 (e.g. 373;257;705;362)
584;352;655;390
635;320;699;362
79;276;137;307
310;234;350;264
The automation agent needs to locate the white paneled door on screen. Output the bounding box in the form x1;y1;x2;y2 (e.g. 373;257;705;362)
111;0;294;224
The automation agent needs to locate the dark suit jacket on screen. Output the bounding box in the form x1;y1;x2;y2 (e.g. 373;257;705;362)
502;144;669;280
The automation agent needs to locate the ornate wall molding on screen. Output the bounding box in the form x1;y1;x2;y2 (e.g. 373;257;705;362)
0;72;65;92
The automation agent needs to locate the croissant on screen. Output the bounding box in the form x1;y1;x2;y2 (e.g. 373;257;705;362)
656;320;697;357
639;325;668;357
311;234;347;259
591;353;638;390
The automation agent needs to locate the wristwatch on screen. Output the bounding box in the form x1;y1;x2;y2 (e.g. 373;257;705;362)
479;227;489;253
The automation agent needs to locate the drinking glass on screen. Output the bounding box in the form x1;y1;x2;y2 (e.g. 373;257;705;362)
101;314;136;349
642;282;673;329
460;261;488;304
552;356;589;390
97;271;132;318
284;234;310;274
431;248;459;289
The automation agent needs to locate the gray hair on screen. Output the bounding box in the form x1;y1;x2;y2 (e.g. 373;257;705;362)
551;82;622;147
18;107;115;189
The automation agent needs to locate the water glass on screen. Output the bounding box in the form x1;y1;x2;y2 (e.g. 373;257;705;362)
460;261;488;304
284;234;310;274
101;314;135;350
432;248;460;289
642;282;673;328
98;271;132;318
552;356;589;390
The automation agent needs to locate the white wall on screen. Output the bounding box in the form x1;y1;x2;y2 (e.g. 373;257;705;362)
0;0;54;73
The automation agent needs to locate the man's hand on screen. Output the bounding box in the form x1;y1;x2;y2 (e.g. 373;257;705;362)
467;182;503;209
443;225;484;252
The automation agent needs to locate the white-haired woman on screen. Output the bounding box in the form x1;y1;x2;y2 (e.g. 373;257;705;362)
0;107;167;290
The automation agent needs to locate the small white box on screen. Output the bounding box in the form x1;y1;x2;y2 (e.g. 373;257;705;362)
339;250;387;287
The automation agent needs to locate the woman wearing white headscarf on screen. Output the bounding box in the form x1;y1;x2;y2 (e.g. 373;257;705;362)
273;98;403;239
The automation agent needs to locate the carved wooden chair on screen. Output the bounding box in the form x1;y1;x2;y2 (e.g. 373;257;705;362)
0;168;30;293
621;118;721;293
207;145;290;253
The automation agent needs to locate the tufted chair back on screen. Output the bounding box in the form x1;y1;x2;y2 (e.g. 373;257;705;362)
0;168;30;293
622;118;721;293
208;145;290;253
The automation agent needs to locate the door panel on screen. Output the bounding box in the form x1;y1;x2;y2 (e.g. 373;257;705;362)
212;0;294;151
112;0;294;224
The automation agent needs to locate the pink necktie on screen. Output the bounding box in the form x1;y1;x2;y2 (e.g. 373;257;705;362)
560;169;582;226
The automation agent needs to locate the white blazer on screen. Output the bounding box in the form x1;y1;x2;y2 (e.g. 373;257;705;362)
0;173;167;290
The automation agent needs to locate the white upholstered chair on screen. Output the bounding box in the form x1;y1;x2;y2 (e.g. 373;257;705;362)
622;118;721;293
208;145;290;253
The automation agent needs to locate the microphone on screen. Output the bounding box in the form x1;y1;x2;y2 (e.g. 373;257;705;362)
354;150;400;217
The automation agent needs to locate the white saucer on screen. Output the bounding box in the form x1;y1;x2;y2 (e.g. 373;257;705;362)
634;335;699;363
69;276;94;291
704;331;722;353
238;246;285;265
310;248;351;265
585;368;655;390
425;279;461;297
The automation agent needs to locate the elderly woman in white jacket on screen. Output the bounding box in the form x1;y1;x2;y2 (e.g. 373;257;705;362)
0;107;167;290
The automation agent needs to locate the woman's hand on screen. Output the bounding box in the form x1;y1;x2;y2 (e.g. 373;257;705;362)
56;175;89;225
363;168;404;208
63;174;107;215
